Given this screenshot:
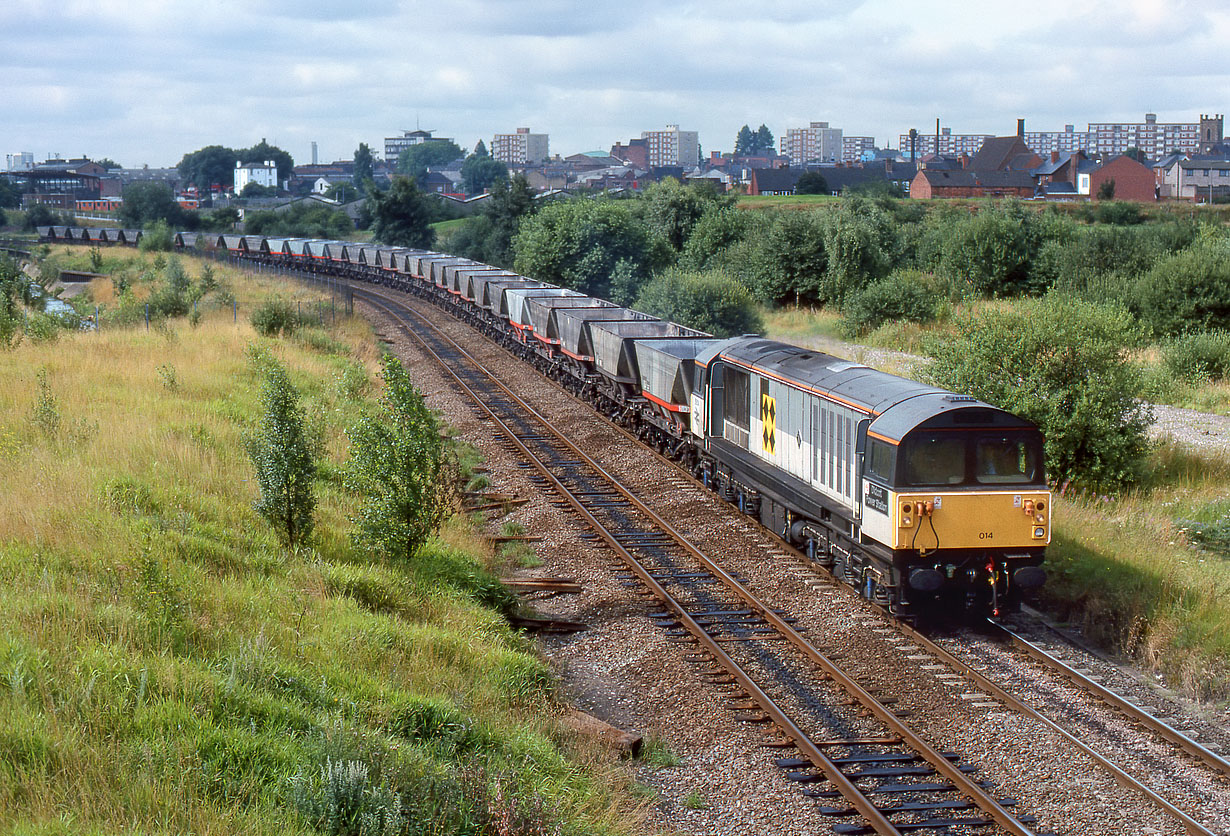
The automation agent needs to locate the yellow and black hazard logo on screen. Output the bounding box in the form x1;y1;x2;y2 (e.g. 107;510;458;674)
760;393;776;455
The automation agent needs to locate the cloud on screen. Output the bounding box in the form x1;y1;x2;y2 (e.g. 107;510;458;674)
1;0;1224;165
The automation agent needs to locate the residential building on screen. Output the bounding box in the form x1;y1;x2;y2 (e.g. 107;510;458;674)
910;169;1035;199
383;129;452;165
610;139;648;169
746;168;802;196
1087;113;1199;158
899;128;993;159
492;127;549;165
841;136;876;163
639;125;699;167
1157;157;1230;201
781;121;843;164
969;124;1042;172
235;160;277;192
1021;125;1092;156
1085;154;1157;201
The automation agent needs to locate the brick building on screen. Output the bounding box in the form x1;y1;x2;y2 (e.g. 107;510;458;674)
1085;154;1157;201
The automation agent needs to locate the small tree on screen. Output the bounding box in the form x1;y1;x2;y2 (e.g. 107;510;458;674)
346;356;451;561
367;176;436;248
925;297;1151;491
247;355;316;549
796;171;829;195
1097;178;1116;200
634;268;764;338
353;142;374;191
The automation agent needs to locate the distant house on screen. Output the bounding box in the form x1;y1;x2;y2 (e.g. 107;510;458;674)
1032;151;1087;189
968;130;1042;172
910;169;1035;199
1156;156;1230;201
747;167;802;195
1086;154;1157;201
235;160;278;192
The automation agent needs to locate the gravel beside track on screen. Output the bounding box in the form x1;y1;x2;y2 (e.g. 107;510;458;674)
362;293;1226;836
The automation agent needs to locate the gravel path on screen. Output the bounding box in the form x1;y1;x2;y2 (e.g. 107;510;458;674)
363;293;1229;836
787;333;1230;456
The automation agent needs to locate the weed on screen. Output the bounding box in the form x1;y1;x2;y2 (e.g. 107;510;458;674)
637;735;681;769
29;367;59;439
157;363;179;392
682;790;708;810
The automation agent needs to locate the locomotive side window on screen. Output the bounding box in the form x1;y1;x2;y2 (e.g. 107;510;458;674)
902;435;965;485
976;435;1042;484
866;439;895;483
724;368;750;447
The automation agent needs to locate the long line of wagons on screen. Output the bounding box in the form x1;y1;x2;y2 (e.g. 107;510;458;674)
38;225;1052;619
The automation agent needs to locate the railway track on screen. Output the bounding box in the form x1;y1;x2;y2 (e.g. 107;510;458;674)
263;259;1228;834
356;284;1049;836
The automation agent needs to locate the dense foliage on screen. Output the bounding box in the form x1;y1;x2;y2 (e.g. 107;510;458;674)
367;176;436;248
244;203;354;239
925;298;1151;491
634;268;764;338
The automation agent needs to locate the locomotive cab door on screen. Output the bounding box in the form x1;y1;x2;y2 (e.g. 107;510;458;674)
853;418;870;522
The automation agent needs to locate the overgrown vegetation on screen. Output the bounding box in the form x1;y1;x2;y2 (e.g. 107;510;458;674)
0;248;640;835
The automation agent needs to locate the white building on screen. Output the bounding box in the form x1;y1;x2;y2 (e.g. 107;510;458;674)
6;152;34;171
640;125;699;167
235;160;278;192
781;122;844;164
384;129;453;165
492;128;549;165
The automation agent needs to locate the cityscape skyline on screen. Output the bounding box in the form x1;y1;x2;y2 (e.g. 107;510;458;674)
4;0;1227;168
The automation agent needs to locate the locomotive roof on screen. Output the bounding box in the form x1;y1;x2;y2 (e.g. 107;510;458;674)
715;337;1035;440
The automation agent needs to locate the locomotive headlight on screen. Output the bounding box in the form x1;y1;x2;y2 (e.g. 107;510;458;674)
1033;526;1046;538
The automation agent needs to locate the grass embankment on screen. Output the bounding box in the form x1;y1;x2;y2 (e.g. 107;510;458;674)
0;252;638;834
765;305;1230;701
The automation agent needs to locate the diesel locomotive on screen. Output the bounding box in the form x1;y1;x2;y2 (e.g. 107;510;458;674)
36;226;1051;617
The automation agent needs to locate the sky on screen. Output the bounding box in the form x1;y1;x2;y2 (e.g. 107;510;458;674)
3;0;1228;168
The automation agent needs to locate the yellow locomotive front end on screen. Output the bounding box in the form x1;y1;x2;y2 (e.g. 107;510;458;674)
860;399;1050;616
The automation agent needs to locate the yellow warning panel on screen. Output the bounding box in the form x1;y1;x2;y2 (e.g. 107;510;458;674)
760;393;776;455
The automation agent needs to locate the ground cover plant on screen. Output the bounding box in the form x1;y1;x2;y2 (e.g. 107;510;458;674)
0;249;639;835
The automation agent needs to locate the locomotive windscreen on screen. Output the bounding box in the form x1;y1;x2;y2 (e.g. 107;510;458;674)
900;431;1044;487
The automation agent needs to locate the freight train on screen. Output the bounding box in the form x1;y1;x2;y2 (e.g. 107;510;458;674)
36;225;1051;617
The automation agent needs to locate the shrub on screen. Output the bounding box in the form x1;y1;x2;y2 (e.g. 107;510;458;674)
1095;201;1143;225
250;296;298;337
939;201;1042;296
819;199;896;303
138;220;174;252
1161;330;1230;382
1132;238;1230;336
634;268;764;338
925;297;1151;491
246;355;315;549
840;269;944;336
345;356;451;562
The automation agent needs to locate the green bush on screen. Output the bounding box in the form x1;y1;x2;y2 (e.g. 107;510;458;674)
138;220;174;252
250;296;298;337
925;297;1151;491
1133;238;1230;336
1161;330;1230;382
939;201;1044;296
1094;201;1144;225
840;269;944;336
633;268;764;338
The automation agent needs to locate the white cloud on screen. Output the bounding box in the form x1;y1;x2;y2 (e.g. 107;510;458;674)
0;0;1225;166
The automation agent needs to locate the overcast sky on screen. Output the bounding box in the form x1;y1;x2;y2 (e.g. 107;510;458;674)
4;0;1227;168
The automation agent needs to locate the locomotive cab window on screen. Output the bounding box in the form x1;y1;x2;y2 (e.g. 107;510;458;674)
902;435;965;486
723;367;750;447
866;438;895;483
975;435;1043;484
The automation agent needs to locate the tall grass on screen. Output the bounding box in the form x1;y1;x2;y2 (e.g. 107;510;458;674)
1042;442;1230;700
0;252;639;835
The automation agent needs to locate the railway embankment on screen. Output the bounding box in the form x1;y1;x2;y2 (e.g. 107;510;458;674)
0;251;640;834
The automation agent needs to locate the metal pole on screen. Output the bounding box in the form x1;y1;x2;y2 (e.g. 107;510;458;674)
94;305;99;332
145;303;149;330
233;299;237;323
